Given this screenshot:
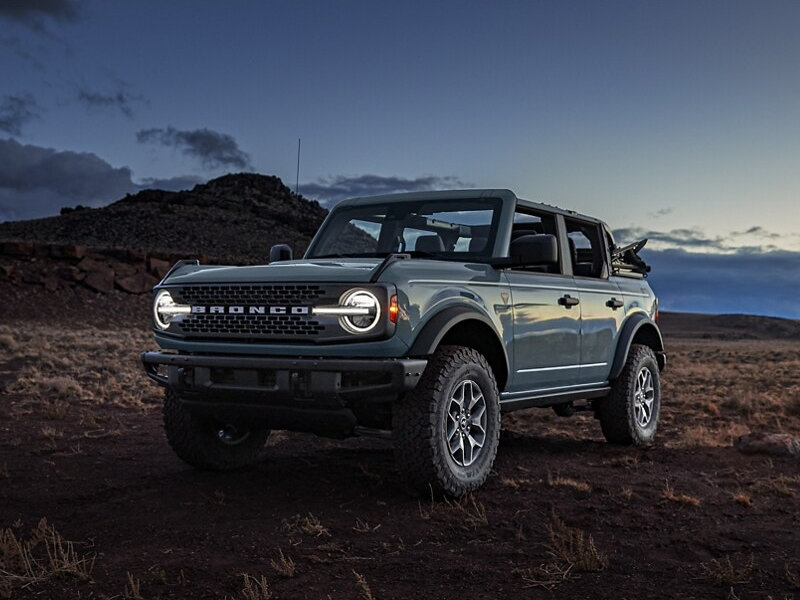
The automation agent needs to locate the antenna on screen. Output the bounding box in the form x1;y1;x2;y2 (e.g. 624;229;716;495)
295;138;301;195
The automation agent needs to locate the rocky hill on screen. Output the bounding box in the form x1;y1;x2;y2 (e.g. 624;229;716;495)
0;173;328;263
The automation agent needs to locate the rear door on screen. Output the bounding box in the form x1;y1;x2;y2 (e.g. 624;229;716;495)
563;217;624;384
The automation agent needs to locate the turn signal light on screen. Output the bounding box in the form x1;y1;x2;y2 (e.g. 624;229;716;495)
389;295;399;323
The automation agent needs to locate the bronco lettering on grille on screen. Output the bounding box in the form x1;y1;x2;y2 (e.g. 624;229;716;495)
191;306;311;315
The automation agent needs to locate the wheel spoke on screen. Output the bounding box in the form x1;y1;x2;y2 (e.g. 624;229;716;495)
468;383;483;410
468;432;484;451
455;382;467;410
470;403;486;425
633;367;655;428
445;378;490;467
449;431;461;455
447;420;458;443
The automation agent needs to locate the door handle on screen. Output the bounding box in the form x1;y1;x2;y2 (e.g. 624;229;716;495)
606;298;624;309
558;294;580;308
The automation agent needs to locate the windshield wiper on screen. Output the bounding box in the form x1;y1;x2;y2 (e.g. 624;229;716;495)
369;253;411;283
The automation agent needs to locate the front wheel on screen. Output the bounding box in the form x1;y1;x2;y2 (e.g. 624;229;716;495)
596;344;661;445
162;390;270;470
392;346;501;497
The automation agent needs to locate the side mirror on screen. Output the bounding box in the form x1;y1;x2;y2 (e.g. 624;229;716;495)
269;244;293;263
509;234;558;266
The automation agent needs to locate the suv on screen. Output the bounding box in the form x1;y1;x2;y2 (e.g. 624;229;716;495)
142;189;665;496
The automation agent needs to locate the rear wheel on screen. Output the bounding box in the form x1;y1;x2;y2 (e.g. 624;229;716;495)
162;390;270;470
596;344;661;445
392;346;501;497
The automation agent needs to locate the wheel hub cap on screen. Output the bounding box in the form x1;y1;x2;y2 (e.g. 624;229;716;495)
446;379;487;467
633;367;655;428
216;424;249;446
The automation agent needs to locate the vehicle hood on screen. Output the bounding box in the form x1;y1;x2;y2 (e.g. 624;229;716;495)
162;258;383;285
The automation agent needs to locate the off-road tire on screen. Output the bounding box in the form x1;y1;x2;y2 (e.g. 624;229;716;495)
392;345;501;497
163;390;270;470
597;344;660;445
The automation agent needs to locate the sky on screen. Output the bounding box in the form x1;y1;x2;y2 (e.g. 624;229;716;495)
1;0;799;317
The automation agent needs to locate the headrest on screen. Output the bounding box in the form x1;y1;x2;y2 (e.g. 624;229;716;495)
469;237;488;252
415;235;445;253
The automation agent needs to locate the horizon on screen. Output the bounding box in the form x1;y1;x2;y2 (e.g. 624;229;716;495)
1;1;799;318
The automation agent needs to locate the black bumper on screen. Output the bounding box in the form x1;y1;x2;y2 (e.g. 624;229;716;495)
141;351;427;403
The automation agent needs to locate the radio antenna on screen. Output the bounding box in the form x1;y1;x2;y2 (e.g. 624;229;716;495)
295;138;301;195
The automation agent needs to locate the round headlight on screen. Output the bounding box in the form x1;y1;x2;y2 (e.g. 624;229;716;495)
339;289;380;334
153;290;190;330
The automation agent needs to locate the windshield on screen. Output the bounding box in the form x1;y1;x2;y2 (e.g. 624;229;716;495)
306;198;502;261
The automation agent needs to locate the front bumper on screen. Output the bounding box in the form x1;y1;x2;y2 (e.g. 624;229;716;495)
141;351;427;437
141;351;426;403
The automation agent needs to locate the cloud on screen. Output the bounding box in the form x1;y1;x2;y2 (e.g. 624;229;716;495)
0;0;78;31
614;226;729;252
647;208;674;219
614;225;798;255
0;36;46;69
301;174;470;205
0;138;202;222
732;226;781;239
136;126;252;171
78;88;145;119
643;248;800;319
0;93;41;136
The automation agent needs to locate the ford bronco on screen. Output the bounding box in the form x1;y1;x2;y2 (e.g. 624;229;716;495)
142;189;666;496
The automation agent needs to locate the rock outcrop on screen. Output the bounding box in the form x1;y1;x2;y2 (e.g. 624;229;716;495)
736;432;800;458
0;173;329;264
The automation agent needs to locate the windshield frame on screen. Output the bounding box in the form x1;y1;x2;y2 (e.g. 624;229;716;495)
305;197;504;262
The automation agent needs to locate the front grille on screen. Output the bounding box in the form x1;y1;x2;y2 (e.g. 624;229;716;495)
169;284;332;341
180;313;324;336
178;284;325;306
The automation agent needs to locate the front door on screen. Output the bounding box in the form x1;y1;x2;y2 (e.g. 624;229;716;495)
505;270;582;393
502;209;582;394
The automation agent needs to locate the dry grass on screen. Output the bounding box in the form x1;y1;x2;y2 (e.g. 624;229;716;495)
442;494;489;528
353;570;375;600
0;324;159;413
546;510;609;572
353;518;381;534
357;463;382;484
0;333;18;352
701;554;755;586
269;549;296;578
513;563;574;589
750;475;799;498
240;573;272;600
661;481;701;507
786;563;800;589
0;518;95;595
282;513;331;538
123;571;143;599
660;339;800;449
731;492;753;507
547;472;592;493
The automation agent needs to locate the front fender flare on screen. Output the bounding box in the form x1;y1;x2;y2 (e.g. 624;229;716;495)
406;306;509;379
406;306;499;355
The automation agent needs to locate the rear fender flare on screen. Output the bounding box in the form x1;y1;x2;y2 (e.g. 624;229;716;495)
609;313;665;380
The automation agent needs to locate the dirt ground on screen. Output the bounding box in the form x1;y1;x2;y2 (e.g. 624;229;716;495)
1;284;799;599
